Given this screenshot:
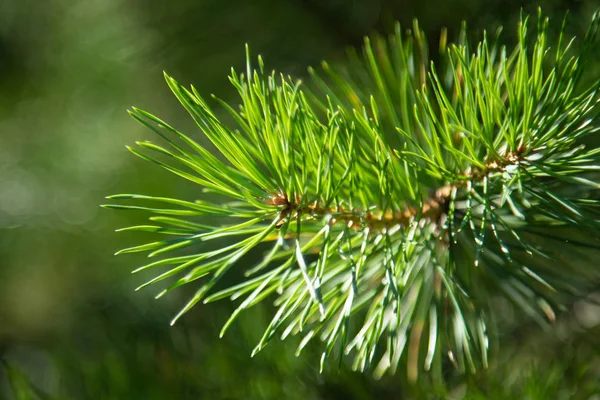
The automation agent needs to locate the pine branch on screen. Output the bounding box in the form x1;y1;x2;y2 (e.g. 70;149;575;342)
104;9;600;379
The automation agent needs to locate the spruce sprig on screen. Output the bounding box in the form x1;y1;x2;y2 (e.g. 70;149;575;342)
104;10;600;378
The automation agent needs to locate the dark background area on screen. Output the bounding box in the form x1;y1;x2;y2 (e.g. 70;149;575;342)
1;1;600;398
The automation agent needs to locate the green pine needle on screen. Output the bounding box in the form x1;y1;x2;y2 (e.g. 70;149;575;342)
105;9;600;379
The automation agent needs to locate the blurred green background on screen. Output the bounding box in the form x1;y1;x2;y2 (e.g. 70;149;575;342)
1;1;600;398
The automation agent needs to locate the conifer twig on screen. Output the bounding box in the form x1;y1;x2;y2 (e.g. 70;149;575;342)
104;9;600;379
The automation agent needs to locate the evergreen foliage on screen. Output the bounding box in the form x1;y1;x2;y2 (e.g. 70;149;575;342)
104;10;600;379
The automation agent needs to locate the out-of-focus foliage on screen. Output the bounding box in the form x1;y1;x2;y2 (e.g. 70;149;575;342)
1;0;599;399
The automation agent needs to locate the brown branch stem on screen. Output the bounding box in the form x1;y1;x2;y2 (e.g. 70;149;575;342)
268;148;527;233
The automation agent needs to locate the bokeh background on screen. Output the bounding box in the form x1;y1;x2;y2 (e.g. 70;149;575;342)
1;0;600;398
